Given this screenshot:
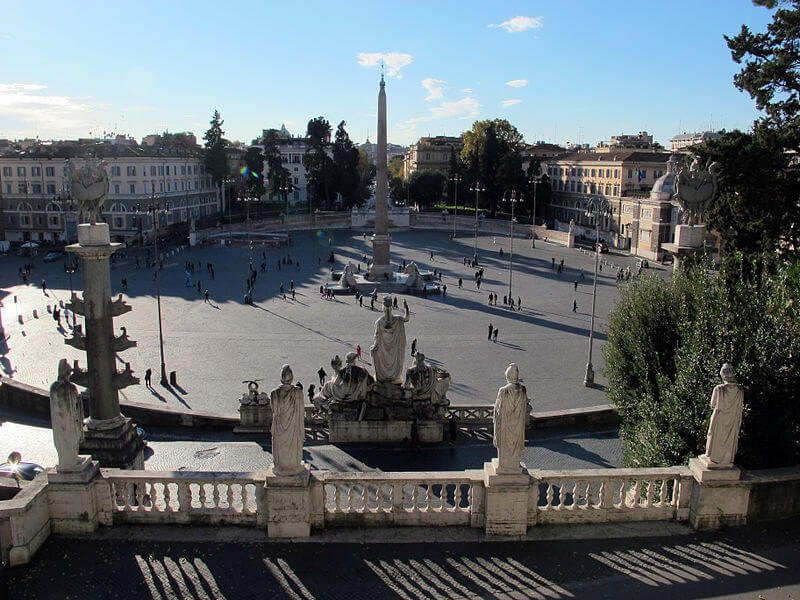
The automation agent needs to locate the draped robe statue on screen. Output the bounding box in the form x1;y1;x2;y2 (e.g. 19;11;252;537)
371;296;410;384
270;365;305;476
49;358;85;470
493;363;527;473
404;353;450;405
702;363;744;466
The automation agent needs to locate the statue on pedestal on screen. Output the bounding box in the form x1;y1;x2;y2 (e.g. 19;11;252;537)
269;365;305;476
493;363;527;473
371;296;410;384
675;157;720;225
69;160;109;224
49;359;85;470
404;353;450;406
702;363;744;467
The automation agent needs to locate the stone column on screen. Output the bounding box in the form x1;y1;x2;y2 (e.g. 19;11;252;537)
66;223;144;469
370;75;393;280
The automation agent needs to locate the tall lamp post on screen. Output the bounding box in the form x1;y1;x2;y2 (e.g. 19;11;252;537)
450;174;461;239
530;176;540;248
583;196;613;387
505;190;520;302
280;183;292;223
138;202;171;386
63;255;78;328
470;182;484;263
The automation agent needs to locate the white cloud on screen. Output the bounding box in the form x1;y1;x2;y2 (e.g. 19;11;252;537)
460;88;474;94
421;78;445;101
506;79;528;88
489;16;543;33
0;82;106;134
406;97;481;125
356;52;413;78
502;99;522;108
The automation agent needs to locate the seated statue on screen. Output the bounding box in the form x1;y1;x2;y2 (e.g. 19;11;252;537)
404;352;450;405
342;262;358;288
403;262;424;290
313;353;373;412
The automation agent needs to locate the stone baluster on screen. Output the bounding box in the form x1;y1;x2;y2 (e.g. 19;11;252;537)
646;480;655;508
599;479;614;509
347;485;357;513
392;482;404;513
199;483;209;508
178;481;191;513
164;483;174;512
212;483;221;509
226;485;235;511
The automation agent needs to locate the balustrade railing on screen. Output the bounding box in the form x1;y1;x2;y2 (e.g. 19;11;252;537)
320;471;484;527
446;406;493;426
530;467;693;524
104;470;262;525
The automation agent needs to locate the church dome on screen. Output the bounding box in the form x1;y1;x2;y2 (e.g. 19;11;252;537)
649;153;680;201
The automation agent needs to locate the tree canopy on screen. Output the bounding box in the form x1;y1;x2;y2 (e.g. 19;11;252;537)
242;146;265;199
303;117;334;209
409;171;446;208
262;129;292;199
203;110;229;188
331;121;366;209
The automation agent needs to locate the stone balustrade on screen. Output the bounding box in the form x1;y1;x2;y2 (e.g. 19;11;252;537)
318;470;485;528
0;477;50;566
104;470;264;526
530;467;693;525
446;405;494;427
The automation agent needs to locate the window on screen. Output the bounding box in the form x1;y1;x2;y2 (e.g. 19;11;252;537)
627;169;633;179
114;184;120;194
1;167;10;176
17;167;26;176
3;183;10;194
126;166;136;176
111;166;121;176
49;215;59;226
181;165;186;175
129;184;135;194
32;184;42;194
591;169;596;177
193;165;198;174
21;215;30;226
45;166;55;177
614;169;619;178
18;183;27;193
114;217;124;229
158;166;164;176
31;166;41;176
293;177;299;185
150;166;156;176
167;182;171;192
570;181;575;192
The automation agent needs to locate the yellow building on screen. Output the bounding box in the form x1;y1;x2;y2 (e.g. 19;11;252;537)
402;136;463;179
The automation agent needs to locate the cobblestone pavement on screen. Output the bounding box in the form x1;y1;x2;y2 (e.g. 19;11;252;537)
0;411;622;473
7;519;800;599
0;230;665;417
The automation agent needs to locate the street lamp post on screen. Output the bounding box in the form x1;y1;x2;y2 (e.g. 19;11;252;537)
583;196;613;387
506;190;520;303
280;183;292;223
63;256;78;328
450;174;461;239
470;182;484;263
139;202;171;386
530;177;539;248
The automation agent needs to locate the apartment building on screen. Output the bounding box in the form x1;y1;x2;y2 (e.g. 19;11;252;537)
544;150;678;259
0;142;217;244
669;131;721;152
402;136;463;179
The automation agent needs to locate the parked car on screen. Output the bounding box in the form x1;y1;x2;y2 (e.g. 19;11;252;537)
0;461;44;481
596;241;609;254
43;250;64;262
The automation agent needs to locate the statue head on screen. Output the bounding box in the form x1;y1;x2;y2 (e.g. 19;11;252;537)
414;352;426;366
345;351;358;366
280;364;293;385
331;354;342;374
505;363;520;384
720;362;737;384
57;358;71;383
383;296;393;311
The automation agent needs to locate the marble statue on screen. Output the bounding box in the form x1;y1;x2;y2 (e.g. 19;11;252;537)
568;219;576;234
269;365;305;476
49;359;85;470
493;363;527;473
342;263;358;288
403;262;424;290
371;296;410;383
404;353;450;405
675;157;720;225
702;363;744;466
313;353;374;411
68;160;109;224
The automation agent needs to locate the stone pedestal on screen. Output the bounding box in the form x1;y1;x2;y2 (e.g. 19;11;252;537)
80;416;145;469
566;229;576;248
688;456;749;530
46;458;112;534
369;233;393;279
235;402;272;433
662;224;708;272
264;467;311;538
328;419;443;443
483;459;530;537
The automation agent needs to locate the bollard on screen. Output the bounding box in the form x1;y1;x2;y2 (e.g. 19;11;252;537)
169;371;177;386
18;315;23;324
13;296;17;303
59;300;64;308
46;305;52;313
32;309;38;319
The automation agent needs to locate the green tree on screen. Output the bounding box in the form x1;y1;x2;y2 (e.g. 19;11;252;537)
388;155;407;205
356;148;375;205
203;110;229;189
331;121;364;209
409;171;446;208
303;117;334;209
262;129;292;200
461;119;524;217
605;257;800;470
242;146;265;199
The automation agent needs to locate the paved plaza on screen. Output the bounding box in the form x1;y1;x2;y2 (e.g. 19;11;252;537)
0;228;662;417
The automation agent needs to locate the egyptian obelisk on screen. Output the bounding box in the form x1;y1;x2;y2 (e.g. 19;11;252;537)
369;73;392;280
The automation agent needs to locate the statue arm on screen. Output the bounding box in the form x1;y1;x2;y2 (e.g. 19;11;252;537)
403;306;410;322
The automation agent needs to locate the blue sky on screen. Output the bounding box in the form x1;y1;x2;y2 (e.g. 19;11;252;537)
0;1;775;147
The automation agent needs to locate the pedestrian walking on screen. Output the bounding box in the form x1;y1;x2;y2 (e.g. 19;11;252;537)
493;328;498;342
370;298;375;310
41;279;47;294
551;257;555;269
517;296;521;310
356;344;362;359
145;368;152;387
442;284;447;296
560;259;564;270
307;384;315;404
204;289;210;303
318;367;327;386
458;277;462;288
573;299;578;312
499;248;504;257
488;323;493;341
290;280;294;290
476;278;481;290
359;296;363;307
403;299;409;313
411;338;417;356
292;288;296;300
574;280;578;291
430;251;434;260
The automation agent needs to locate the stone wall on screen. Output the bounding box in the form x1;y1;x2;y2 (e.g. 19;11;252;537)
746;467;800;522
